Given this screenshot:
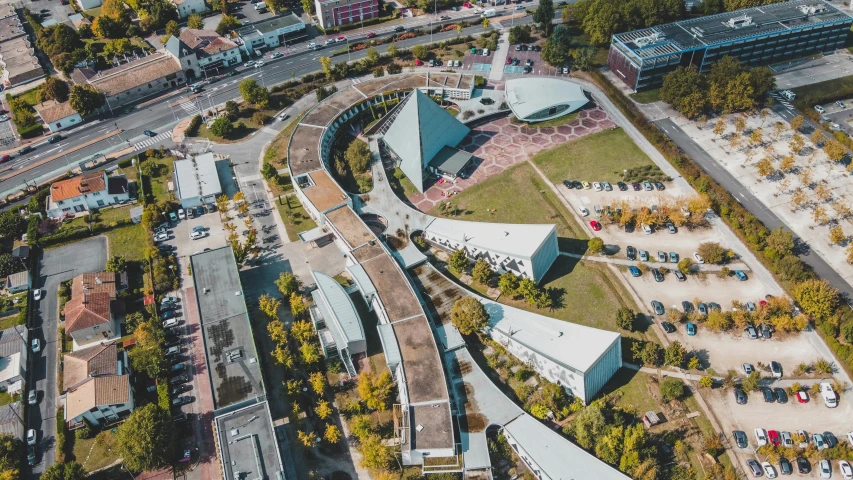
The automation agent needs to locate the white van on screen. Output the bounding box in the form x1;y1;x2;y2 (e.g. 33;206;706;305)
482;48;490;56
482;8;496;17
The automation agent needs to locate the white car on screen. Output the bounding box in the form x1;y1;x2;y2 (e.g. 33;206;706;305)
821;460;832;479
163;319;179;328
154;232;168;242
847;431;853;447
692;252;704;264
821;381;838;408
578;206;589;216
178;208;186;219
307;42;317;49
814;433;827;450
278;112;289;121
31;339;40;353
270;52;282;58
243;61;255;68
841;461;853;480
0;115;9;122
27;429;36;446
762;462;777;479
190;230;205;240
33;289;42;301
592;182;602;191
28;390;37;405
254;61;265;68
754;428;768;446
814;105;826;114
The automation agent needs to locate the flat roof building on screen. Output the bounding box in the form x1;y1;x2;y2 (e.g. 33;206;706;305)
609;0;853;91
505;78;589;123
214;402;284;480
173;153;224;209
236;14;307;54
309;271;366;377
71;53;186;108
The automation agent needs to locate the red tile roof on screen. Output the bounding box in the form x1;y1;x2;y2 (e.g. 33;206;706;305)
65;292;111;333
50;172;106;202
63;342;118;391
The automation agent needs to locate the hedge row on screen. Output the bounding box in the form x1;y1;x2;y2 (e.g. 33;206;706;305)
41;218;133;247
56;406;67;463
18;123;43;139
588;70;853;376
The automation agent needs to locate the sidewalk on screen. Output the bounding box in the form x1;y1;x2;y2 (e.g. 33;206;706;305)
558;251;749;272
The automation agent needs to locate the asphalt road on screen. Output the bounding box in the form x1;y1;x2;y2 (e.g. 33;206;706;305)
655;118;853;304
29;237;108;476
0;17;537;197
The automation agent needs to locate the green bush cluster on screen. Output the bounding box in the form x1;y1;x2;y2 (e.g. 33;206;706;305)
186;114;202;136
621;164;668;183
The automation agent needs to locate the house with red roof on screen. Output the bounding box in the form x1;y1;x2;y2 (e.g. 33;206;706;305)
45;170;130;220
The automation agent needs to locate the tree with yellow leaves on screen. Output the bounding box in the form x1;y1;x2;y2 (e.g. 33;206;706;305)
324;424;342;444
779;155;795;173
735;116;746;133
815;184;831;203
290;292;307;318
258;293;280;320
829;225;845;246
749;128;763;147
772;122;786;141
846;244;853;264
789;133;805;155
824;139;846;162
271;345;293;368
811;130;825;146
789;115;804;132
728;132;743;151
267;320;288;344
812;205;828;225
790;188;807;211
298;430;317;448
755;158;774;177
291;320;314;344
309;371;326;395
834;200;851;219
713;119;726;138
315;400;332;420
357;370;394;411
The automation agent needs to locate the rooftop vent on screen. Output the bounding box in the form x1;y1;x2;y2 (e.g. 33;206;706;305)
633;32;663;47
724;14;753;29
799;4;826;15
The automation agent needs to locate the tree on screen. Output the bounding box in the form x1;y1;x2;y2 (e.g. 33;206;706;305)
69;84;105;116
570;404;606;449
412;44;428;60
811;130;826;146
299;341;320;365
276;272;301;298
451;297;490;335
239;78;270;107
660;66;707;118
498;271;519;296
209;117;233;138
41;461;86;480
661;378;686;401
570;46;596;71
677;258;695;275
483;18;490;29
471;258;492;285
216;15;240;35
187;13;203;29
115;404;174;472
365;47;380;66
664;341;685;367
309;371;326;395
699;375;714;388
258;293;281;320
40;76;70;103
316;400;332;419
301;0;315;13
128;321;166;377
224;100;239;120
824;139;846;162
615;308;635;331
742;371;761;392
291;320;314;344
448;248;468;274
324;424;342;444
0;434;21;477
267;319;288;344
360;434;393;468
533;0;554;33
163;19;180;38
829;226;845;246
790;115;804;132
290;292;307;317
358;370;393;411
697;242;728;264
588;237;604;254
297;430;317;449
344;139;371;173
755;157;774;177
793;278;838;321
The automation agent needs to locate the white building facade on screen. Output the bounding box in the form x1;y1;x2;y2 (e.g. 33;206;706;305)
46;171;130;219
173;153;223;209
171;0;208;18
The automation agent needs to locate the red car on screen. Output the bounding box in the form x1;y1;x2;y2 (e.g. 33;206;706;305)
365;32;376;38
589;220;601;231
506;57;512;65
796;391;809;403
768;430;781;446
0;154;11;163
415;59;423;66
463;2;472;7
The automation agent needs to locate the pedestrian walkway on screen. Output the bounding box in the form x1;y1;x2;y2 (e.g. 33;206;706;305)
488;30;510;81
176;98;202;116
133;130;173;151
558;251;749;272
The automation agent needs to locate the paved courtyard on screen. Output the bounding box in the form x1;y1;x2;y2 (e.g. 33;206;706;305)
410;106;616;211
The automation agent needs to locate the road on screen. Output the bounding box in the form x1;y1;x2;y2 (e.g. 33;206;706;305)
29;237;108;476
0;16;538;197
654;117;853;303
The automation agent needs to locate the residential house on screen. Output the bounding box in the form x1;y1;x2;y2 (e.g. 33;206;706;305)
173;153;223;209
33;100;83;132
0;402;25;441
70;271;128;299
63;342;122;391
65;375;134;428
170;0;209;19
45;170;130;219
314;0;379;29
76;0;103;9
64;293;116;349
236;14;306;55
71;52;186;109
5;270;30;293
167;29;242;77
0;326;27;395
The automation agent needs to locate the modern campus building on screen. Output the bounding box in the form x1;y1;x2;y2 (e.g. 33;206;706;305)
380;89;472;193
423;218;559;283
608;0;853;91
314;0;380;29
505;78;589;123
309;271;366;377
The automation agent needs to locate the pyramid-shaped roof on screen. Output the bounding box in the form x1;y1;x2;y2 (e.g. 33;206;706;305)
382;89;470;193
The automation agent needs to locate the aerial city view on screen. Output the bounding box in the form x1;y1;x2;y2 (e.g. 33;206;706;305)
3;0;853;478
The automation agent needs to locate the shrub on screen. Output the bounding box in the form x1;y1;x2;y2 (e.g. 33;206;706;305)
186;114;202;136
252;112;271;125
661;377;686;401
372;66;385;78
18;122;43;138
386;63;402;74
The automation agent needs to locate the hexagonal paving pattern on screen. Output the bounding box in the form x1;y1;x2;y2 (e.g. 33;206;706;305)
409;104;615;211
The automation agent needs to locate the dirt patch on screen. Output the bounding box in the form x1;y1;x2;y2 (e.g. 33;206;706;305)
466;413;487;432
459;360;473;375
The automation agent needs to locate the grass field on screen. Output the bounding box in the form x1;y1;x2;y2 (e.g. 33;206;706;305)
72;431;119;472
426;162;587;242
61;206;148;260
265;113;306;168
511;111;579;128
533;128;655;185
629;89;661;104
275;195;318;242
14;87;41;107
388;167;419;199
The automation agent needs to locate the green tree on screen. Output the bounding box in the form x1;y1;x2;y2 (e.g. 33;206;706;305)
41;461;86;480
742;371;761;391
570;403;606;449
498;271;519;296
224;100;239;120
766;227;794;256
412;44;428;60
344;139;371;173
360;434;392;468
660;377;686;401
451;297;489;335
448;249;468;274
677;258;694;275
320;56;333;78
0;211;27;240
699;375;714;388
128;321;166;377
215;15;240;35
105;255;127;273
471;258;492;285
697;241;728;264
365;47;380;66
165;20;180;38
209;117;233;138
387;44;398;57
299;341;319;365
357;370;393;411
40;76;70;102
664;341;685;367
615;307;635;331
276;272;302;298
661;66;706;118
238;78;270;107
570;46;595;71
187;13;203;29
793;278;838;321
115;404;174;472
104;37;132;56
69;84;105;116
0;434;22;477
588;237;604;254
301;0;315;13
533;0;554;33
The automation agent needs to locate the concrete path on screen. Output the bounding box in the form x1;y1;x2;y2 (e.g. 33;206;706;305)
488;30;510;82
559;251;749;272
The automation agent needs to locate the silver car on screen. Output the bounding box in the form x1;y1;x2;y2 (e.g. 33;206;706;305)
820;459;832;479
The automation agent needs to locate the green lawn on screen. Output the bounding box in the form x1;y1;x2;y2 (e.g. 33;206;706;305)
14;87;41;107
104;222;148;261
275;195;318;242
532;128;655;184
426;162;587;242
512;111;579;129
0;391;20;407
629;88;661;104
389;167;419;199
791;75;853;114
71;431;120;472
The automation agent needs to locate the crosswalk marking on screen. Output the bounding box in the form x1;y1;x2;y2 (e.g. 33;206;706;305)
770;92;794;111
134;130;173;151
177;99;201;116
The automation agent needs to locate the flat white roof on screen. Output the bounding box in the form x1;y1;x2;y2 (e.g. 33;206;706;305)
425;218;555;260
483;300;620;374
505;78;588;120
174;153;222;201
503;414;630;480
0;352;21;383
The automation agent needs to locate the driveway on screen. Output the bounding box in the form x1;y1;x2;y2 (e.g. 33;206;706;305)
29;237;108;475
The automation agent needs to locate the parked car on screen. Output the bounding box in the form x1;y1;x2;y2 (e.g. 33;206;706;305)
797;457;811;474
161;296;179;305
171;363;185;373
781;431;793;447
762;387;775;403
681;301;693;313
667;223;676;234
685;322;696;336
697;303;708;315
31;338;40;353
768;430;781;446
190;230;205;240
814;433;827;450
673;271;686;282
651;300;664;316
642;223;652;234
779;457;792;476
163;318;179;328
153;232;168;242
693;252;704;263
734;387;748;404
669;252;678;263
760;324;772;338
661;321;676;333
762;461;777;478
28;446;36;466
578;206;589;216
365;31;376;38
178;208;186;219
825;432;838;448
169;374;188;384
819;459;831;478
774;388;788;403
626;246;637;260
821;381;838;408
617;182;628;191
628;266;641;277
814;105;826;114
639;250;649;262
840;460;853;479
171;396;193;406
602;181;612;191
592;182;602;191
735;270;748;281
755;428;768;446
733;430;748;448
796;391;809;403
657;251;667;262
642;181;653;191
28;390;37;405
745;324;759;339
161;310;176;320
27;429;36;446
589;220;601;231
771;361;782;378
746;459;762;477
652;269;664;282
742;363;754;375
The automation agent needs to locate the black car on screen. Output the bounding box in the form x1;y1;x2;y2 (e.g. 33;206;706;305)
394;25;405;32
774;387;788;403
439;15;450;19
824;431;838;448
681;301;693;313
563;180;573;189
617;182;628;191
47;135;63;144
796;457;811;474
624;223;634;233
661;321;676;333
761;387;775;403
674;271;686;282
760;324;772;338
654;181;665;190
28;445;36;466
169;374;188;384
733;430;748;448
779;457;792;476
171;384;192;395
734;387;747;405
144;130;156;137
626;246;636;260
18;145;35;154
707;302;721;311
652;269;664;282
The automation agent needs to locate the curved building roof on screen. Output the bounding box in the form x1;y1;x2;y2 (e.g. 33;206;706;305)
311;271;365;348
505;78;589;122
